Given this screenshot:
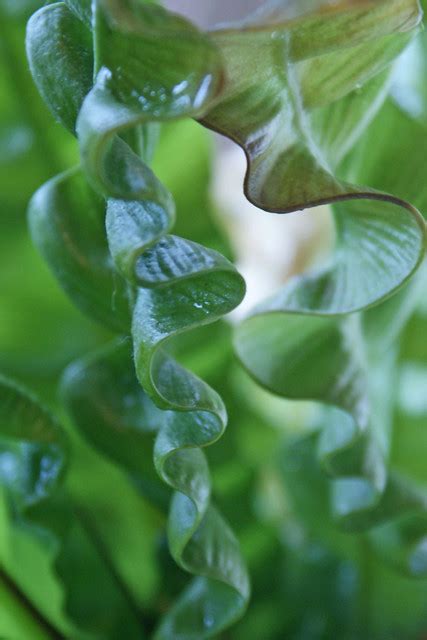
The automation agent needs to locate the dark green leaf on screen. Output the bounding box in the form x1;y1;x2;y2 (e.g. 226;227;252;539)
26;3;93;133
28;167;131;332
64;0;92;27
0;375;146;637
61;339;169;510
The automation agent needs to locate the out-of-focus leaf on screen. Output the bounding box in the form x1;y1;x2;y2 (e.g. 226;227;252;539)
0;0;111;388
0;375;146;638
279;432;427;639
0;223;111;382
0;375;67;514
61;413;163;617
392;20;427;124
365;315;427;576
61;339;169;510
152;119;229;256
0;565;56;640
64;0;92;27
1;0;43;20
0;4;72;199
28;167;131;333
235;92;427;544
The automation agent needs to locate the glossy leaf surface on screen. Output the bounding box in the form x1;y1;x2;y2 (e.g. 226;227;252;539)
65;0;249;636
202;0;425;311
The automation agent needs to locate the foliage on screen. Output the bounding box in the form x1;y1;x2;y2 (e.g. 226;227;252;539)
1;0;427;638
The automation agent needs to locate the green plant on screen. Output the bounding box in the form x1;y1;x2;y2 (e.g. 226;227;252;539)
2;0;427;638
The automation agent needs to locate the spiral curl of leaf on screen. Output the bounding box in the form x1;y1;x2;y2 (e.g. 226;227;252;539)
198;0;427;575
27;0;249;637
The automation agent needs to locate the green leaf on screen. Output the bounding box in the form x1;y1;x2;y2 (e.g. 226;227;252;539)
201;0;425;311
69;4;251;634
26;3;94;133
203;0;421;210
155;506;249;640
279;428;427;632
0;375;146;638
130;246;248;637
28;167;131;332
76;0;223;199
95;0;221;113
0;374;66;511
236;312;390;520
61;339;169;510
126;220;248;638
235;92;427;536
0;566;56;640
64;0;92;27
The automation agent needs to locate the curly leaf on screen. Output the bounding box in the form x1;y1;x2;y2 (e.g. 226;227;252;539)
104;130;248;638
119;183;249;637
281;430;427;579
202;0;424;310
236;312;388;518
236;92;427;533
76;0;222;199
66;2;251;636
94;0;221;112
155;505;249;640
61;339;169;510
204;0;421;208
